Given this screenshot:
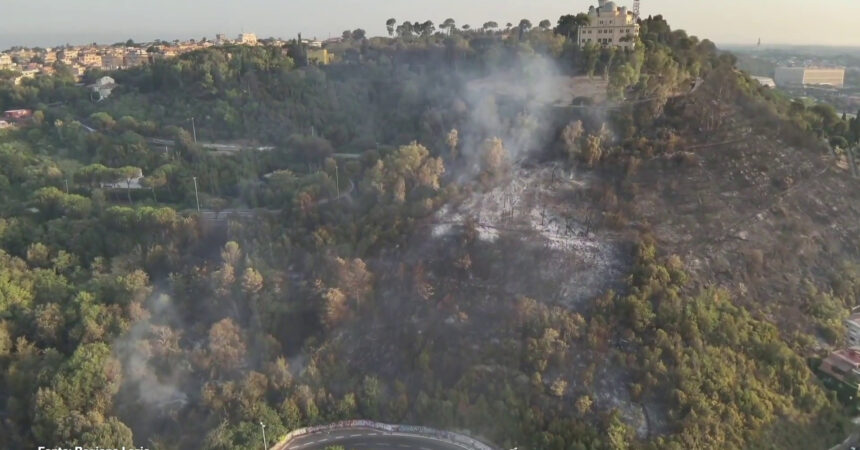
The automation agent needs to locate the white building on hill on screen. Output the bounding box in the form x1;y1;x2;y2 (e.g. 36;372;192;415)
578;0;640;49
238;33;258;45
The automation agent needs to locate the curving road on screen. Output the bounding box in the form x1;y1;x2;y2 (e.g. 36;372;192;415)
273;428;476;450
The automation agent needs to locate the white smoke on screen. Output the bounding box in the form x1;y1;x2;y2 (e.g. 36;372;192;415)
457;53;570;176
113;293;189;411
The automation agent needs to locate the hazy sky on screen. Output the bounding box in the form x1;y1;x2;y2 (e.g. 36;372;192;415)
2;0;860;50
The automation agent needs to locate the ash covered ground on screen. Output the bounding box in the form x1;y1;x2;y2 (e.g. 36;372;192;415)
433;163;627;307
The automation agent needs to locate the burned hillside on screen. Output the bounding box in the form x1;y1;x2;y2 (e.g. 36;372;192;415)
1;13;859;450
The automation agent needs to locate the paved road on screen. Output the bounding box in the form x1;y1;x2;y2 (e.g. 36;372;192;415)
274;428;474;450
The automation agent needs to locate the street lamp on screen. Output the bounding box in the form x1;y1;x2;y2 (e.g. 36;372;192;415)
260;421;268;450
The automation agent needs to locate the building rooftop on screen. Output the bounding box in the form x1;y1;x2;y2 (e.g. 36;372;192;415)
826;348;860;372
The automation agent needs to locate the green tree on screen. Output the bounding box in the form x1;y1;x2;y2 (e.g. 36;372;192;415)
441;18;456;35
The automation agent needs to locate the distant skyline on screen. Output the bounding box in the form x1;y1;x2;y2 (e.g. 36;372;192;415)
2;0;860;50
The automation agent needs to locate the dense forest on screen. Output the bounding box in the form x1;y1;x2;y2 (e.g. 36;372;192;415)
2;13;860;450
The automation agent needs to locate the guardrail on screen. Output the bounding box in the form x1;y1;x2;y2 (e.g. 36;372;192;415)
272;420;498;450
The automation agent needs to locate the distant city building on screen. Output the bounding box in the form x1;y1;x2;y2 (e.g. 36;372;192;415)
0;53;12;68
578;0;640;49
752;76;776;88
43;51;57;64
774;67;845;89
239;33;258;45
820;348;860;393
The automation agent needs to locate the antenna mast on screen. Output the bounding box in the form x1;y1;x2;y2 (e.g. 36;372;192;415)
633;0;641;18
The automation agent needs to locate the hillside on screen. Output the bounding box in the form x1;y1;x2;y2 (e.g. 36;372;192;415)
1;14;859;450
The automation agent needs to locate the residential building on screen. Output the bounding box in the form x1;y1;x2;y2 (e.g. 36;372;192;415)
70;65;87;79
0;53;12;68
101;54;124;71
3;109;33;122
124;50;148;67
58;49;79;64
10;49;34;63
846;313;860;347
577;0;640;49
820;348;860;393
307;48;331;65
79;53;102;67
14;69;38;86
43;51;57;64
239;33;258;45
774;67;845;88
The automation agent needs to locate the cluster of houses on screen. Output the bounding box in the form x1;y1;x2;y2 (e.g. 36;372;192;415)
0;32;337;86
819;313;860;395
1;0;645;88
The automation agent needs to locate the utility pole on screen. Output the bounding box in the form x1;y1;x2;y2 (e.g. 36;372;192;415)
192;176;200;212
191;117;198;144
335;163;340;197
259;421;268;450
64;179;69;194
